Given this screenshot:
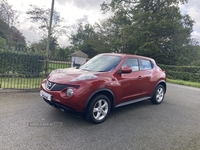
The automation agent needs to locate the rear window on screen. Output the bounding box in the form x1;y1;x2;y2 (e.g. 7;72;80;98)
141;59;153;70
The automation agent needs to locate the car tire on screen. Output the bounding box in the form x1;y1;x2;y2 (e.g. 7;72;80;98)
151;84;165;104
86;94;111;124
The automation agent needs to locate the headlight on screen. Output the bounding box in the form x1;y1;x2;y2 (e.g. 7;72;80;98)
71;74;97;81
66;88;74;97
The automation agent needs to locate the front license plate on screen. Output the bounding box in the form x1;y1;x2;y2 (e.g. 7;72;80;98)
40;90;52;101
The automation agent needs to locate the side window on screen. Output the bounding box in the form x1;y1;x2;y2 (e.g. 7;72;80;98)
122;58;139;72
141;59;153;70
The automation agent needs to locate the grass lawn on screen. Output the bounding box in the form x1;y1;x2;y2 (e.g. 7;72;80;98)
167;79;200;88
0;77;44;89
48;61;70;72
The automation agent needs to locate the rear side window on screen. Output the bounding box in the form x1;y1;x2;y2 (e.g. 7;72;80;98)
141;59;153;70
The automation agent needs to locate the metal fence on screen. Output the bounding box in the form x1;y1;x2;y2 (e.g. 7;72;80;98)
0;49;70;90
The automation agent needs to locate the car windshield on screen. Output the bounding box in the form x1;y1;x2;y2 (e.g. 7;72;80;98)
79;54;122;72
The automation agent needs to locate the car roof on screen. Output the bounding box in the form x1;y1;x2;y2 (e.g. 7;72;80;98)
100;53;155;62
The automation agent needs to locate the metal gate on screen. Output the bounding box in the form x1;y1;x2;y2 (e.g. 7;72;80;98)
0;49;70;89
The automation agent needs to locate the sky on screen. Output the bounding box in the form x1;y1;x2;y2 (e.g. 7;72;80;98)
6;0;200;47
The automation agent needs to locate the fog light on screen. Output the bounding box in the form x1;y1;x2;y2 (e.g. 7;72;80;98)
66;88;74;97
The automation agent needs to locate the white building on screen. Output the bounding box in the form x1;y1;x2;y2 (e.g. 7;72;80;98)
71;50;88;68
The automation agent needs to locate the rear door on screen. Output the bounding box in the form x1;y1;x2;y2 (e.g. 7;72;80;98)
138;58;154;96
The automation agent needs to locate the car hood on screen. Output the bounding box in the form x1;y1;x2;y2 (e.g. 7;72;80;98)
47;68;106;83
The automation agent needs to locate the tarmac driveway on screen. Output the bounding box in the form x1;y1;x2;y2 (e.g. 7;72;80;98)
0;83;200;150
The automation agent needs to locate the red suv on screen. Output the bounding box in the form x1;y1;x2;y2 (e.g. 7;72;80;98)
40;53;166;124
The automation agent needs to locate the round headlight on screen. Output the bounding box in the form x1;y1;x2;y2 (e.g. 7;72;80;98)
66;88;74;97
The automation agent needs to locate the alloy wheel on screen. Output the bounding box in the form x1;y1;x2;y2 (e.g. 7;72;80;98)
92;99;109;121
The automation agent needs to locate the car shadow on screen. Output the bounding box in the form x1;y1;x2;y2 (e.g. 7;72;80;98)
44;99;161;125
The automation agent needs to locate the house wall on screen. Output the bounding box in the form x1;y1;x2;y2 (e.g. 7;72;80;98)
71;56;86;67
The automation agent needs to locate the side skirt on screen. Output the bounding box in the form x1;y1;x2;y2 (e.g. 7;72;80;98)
115;97;151;108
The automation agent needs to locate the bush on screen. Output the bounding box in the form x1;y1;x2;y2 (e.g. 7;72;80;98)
159;64;200;82
0;49;45;77
191;60;200;66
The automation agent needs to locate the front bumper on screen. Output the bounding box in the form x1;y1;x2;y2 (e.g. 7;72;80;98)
40;79;92;112
43;98;84;116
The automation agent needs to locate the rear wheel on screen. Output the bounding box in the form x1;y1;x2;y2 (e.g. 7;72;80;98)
86;95;111;124
151;85;165;104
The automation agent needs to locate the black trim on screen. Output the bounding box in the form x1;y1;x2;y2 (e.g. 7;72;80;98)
46;80;80;91
83;88;115;112
115;96;151;108
43;98;84;116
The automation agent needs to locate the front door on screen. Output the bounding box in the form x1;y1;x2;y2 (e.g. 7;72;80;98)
116;57;144;104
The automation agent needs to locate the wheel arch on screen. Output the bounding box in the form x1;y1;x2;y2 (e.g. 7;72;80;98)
152;80;167;97
83;88;115;112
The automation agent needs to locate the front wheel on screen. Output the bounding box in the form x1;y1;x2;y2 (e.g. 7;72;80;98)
151;85;165;104
86;95;111;124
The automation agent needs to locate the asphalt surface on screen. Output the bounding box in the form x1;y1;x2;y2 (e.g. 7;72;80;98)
0;83;200;150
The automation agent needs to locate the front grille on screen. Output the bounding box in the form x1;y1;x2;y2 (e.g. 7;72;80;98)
45;80;80;91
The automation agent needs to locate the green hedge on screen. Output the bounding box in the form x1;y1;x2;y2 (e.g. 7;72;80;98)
0;50;45;77
159;64;200;82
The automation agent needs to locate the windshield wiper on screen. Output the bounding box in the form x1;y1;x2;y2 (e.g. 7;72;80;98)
97;70;106;72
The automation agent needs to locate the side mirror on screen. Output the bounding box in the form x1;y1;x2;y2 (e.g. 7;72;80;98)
121;67;132;74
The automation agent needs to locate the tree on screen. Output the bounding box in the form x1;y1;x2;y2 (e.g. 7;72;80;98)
0;37;6;48
70;21;125;57
26;5;67;38
189;45;200;66
0;0;26;50
69;23;97;58
0;18;26;50
0;18;7;39
101;0;194;65
10;26;26;51
0;0;17;27
56;47;71;60
29;36;58;55
70;23;95;47
94;17;131;53
29;40;46;54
